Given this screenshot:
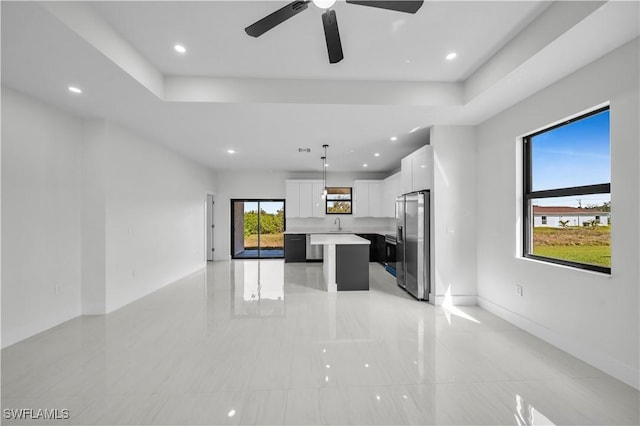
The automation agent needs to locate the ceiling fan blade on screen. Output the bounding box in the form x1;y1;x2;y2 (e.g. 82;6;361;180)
345;0;424;14
245;1;310;37
322;10;344;64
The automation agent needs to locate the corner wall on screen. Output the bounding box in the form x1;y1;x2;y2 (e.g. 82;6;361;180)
430;126;478;305
475;39;639;388
1;87;82;347
1;87;217;346
84;122;217;313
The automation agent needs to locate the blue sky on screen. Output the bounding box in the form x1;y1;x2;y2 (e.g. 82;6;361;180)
531;109;610;206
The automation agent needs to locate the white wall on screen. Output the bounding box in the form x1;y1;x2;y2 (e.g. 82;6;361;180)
81;120;107;314
1;87;83;347
2;87;218;346
84;122;217;313
475;39;639;388
430;126;477;305
213;171;391;260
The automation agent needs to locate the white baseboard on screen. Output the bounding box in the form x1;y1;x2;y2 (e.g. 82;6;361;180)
430;294;478;306
478;296;640;390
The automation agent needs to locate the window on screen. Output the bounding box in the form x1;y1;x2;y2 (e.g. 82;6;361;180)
326;187;352;214
523;106;611;273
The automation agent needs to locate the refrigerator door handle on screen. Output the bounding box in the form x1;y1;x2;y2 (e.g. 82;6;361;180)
397;226;403;243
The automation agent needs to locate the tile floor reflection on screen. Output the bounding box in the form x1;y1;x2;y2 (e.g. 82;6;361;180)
2;260;638;425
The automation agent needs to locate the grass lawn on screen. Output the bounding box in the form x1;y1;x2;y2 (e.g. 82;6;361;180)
244;233;283;249
532;226;610;267
533;245;610;267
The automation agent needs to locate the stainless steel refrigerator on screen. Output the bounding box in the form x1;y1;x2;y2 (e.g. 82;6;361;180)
396;191;431;300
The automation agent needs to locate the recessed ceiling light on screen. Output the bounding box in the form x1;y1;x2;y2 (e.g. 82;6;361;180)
312;0;336;9
227;149;235;154
363;163;368;168
390;136;397;141
446;52;457;61
374;153;380;157
68;86;82;94
324;163;329;167
174;44;186;54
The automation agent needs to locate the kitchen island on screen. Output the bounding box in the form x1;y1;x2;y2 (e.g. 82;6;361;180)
309;234;370;292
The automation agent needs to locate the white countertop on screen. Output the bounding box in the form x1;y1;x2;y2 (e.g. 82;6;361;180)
309;234;371;245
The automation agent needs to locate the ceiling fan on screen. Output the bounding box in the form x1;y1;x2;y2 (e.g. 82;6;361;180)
244;0;424;64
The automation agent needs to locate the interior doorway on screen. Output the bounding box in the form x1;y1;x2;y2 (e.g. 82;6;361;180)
231;199;285;259
207;194;215;261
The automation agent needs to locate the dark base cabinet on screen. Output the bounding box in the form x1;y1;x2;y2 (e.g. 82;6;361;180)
284;234;306;263
377;236;386;265
356;234;385;264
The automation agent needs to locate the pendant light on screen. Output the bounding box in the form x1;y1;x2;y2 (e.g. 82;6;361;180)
321;144;329;199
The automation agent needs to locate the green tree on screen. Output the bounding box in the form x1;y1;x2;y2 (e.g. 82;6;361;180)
327;202;351;214
244;209;284;236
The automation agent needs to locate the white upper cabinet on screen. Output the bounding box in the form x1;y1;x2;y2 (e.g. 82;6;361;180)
411;145;433;191
286;180;325;218
312;182;326;217
400;145;433;193
298;182;313;218
401;155;412;194
381;172;401;218
285;181;300;218
354;180;383;218
368;182;381;217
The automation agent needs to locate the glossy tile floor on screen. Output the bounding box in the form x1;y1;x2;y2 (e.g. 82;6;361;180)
2;260;638;425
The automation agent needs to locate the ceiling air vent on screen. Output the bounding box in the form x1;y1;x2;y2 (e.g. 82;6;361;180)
298;148;311;153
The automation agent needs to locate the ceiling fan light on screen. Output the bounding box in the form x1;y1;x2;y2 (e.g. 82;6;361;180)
312;0;336;9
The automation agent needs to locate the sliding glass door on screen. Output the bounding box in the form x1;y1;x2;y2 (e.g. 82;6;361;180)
231;199;285;259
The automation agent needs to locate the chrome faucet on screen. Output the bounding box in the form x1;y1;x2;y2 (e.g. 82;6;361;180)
334;217;342;231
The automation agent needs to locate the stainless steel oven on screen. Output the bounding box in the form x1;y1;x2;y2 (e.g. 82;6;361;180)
384;234;397;272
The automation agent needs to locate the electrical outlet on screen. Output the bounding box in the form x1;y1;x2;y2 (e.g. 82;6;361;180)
132;269;136;278
515;285;523;296
55;284;62;295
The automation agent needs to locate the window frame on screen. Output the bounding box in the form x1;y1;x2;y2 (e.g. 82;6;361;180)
522;105;611;274
325;187;353;215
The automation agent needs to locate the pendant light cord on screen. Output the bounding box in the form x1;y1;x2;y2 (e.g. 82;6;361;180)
322;144;329;198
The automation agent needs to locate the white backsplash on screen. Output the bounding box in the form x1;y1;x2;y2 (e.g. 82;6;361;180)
286;217;395;232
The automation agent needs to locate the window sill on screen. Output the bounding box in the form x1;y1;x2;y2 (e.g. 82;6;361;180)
517;255;612;278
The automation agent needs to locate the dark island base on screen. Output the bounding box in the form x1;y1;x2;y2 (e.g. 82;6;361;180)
336;244;369;291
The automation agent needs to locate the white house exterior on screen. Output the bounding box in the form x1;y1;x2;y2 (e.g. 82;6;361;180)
533;206;610;227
